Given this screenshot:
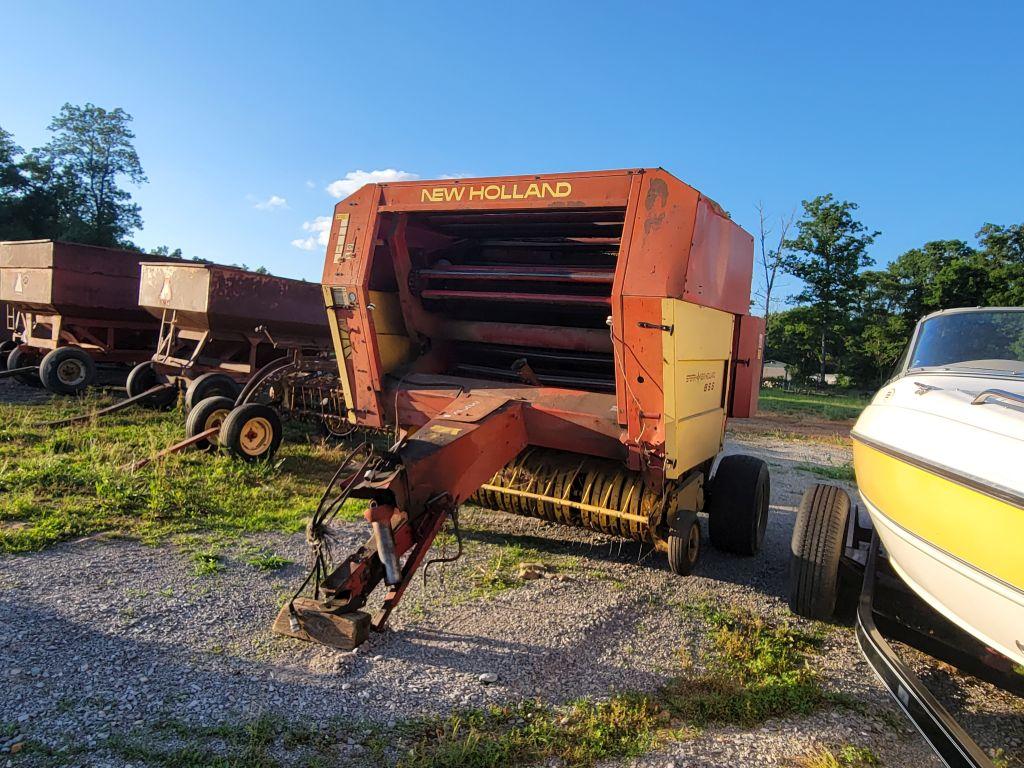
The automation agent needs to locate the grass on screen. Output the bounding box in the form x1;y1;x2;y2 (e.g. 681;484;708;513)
0;393;366;553
468;541;549;599
665;602;826;727
758;388;870;421
790;744;882;767
245;550;293;571
796;462;857;482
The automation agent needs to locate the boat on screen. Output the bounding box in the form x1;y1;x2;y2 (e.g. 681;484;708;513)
851;306;1024;667
790;307;1024;768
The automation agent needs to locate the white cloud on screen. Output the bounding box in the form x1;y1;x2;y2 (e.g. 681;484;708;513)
304;180;316;189
290;215;332;251
254;194;288;211
326;169;419;198
437;173;471;180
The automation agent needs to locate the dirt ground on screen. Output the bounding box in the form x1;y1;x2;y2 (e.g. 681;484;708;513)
1;380;1021;767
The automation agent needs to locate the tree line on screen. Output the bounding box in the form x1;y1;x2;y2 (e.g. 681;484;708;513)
0;103;146;248
761;195;1024;388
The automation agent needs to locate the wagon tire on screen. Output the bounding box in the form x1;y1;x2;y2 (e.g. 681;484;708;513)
6;346;43;387
667;510;701;576
219;403;282;462
126;362;177;409
0;340;16;356
789;483;850;620
185;373;241;413
707;454;771;555
185;396;235;452
39;346;96;395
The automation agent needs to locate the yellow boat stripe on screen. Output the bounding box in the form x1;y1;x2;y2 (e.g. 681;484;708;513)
852;437;1024;589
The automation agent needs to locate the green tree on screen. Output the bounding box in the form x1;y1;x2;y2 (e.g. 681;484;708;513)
977;223;1024;306
783;195;878;382
42;103;146;246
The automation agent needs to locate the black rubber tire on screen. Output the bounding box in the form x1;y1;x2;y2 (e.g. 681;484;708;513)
0;340;14;379
126;362;177;409
6;347;43;387
184;373;241;413
707;454;771;555
219;403;283;462
185;396;235;451
38;346;96;395
667;510;701;576
789;483;851;620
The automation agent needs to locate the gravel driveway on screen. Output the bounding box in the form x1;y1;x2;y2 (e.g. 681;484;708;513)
1;383;1021;766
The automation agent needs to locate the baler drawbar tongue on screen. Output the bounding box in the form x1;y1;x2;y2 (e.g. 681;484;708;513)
274;393;529;649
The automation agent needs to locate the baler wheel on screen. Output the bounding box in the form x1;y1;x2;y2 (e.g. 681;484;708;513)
126;362;177;409
6;347;43;387
39;346;96;395
185;373;241;413
667;510;701;576
707;454;770;556
185;396;235;451
220;403;282;462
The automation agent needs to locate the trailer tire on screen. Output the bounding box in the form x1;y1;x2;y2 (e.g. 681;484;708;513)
185;396;235;451
219;403;282;462
126;362;177;409
39;346;96;395
185;373;241;413
789;483;850;620
667;510;701;576
6;347;43;387
707;454;770;556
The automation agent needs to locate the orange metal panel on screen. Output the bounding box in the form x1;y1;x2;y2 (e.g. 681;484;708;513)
684;197;755;315
728;314;765;418
376;169;635;212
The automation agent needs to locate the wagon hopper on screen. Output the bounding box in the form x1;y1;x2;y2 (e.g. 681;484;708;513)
134;262;338;459
275;168;768;649
0;240;169;394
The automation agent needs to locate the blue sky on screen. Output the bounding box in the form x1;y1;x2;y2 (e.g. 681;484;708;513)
3;1;1022;305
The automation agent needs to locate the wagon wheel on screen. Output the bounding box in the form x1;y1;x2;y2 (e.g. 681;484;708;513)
219;403;283;462
39;347;96;395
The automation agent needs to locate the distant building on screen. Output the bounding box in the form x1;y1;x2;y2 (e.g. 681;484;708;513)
762;360;790;384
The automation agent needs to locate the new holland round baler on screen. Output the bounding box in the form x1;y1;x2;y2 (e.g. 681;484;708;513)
276;168;767;648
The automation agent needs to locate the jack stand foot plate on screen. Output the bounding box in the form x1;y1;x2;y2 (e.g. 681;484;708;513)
272;599;371;649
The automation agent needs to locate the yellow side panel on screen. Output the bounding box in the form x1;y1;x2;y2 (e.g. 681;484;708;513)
662;299;734;478
367;291;416;373
853;440;1024;588
322;284;356;423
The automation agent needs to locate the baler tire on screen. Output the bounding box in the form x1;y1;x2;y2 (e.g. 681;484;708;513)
788;483;850;620
668;510;701;576
126;362;177;409
184;373;241;413
220;403;282;462
707;454;770;556
185;396;235;452
6;347;43;388
39;346;96;395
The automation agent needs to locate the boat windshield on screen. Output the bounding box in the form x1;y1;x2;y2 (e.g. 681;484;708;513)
907;310;1024;377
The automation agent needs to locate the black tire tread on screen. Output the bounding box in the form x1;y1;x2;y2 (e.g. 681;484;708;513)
667;514;700;576
788;483;850;620
184;373;241;412
219;403;283;462
185;396;235;451
708;454;771;555
38;347;96;395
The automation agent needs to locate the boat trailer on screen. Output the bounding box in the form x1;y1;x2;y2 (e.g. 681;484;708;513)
791;483;1023;768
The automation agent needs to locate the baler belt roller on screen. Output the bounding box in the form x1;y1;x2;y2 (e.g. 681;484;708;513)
470;448;666;542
